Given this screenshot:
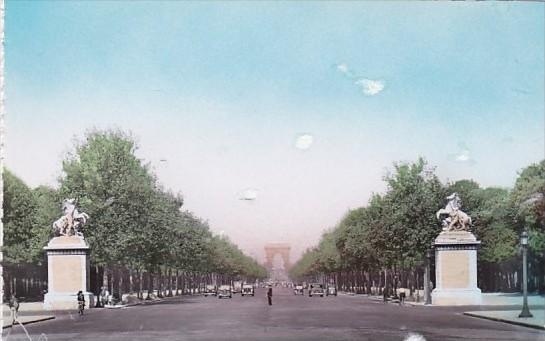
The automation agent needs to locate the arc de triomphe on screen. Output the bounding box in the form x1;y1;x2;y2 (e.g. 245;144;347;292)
264;243;291;273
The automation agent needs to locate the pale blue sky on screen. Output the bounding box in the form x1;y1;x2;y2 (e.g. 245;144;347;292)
5;1;544;261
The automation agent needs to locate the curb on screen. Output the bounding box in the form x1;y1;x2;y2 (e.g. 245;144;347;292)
2;316;55;329
357;294;424;306
463;312;545;331
103;294;185;308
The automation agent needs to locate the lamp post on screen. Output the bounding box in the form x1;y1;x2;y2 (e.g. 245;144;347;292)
424;250;432;305
519;229;533;318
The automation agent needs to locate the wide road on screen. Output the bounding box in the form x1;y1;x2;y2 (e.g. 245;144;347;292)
5;288;545;341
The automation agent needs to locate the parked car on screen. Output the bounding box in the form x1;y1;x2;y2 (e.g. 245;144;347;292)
293;285;304;295
241;285;255;296
218;285;233;299
326;285;337;296
203;285;217;297
308;283;324;297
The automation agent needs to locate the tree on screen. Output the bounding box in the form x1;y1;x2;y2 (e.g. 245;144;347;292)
59;129;157;268
3;169;37;264
29;186;60;263
472;187;518;263
511;160;545;254
379;158;444;269
446;179;482;217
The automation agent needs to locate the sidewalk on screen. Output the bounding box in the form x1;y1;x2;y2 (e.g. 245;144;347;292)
2;315;55;329
2;302;56;329
464;310;545;330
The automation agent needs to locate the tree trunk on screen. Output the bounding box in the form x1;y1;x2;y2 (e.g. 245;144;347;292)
146;271;153;300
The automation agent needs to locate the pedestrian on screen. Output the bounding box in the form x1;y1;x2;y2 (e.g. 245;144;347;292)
101;286;111;306
267;285;273;306
77;290;85;315
399;289;406;305
9;294;19;323
99;286;108;307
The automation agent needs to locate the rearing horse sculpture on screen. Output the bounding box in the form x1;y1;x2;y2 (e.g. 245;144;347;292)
52;199;89;237
436;193;472;232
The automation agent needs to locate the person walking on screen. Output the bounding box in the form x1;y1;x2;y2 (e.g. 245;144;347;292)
8;294;19;323
267;285;273;306
99;286;108;307
77;291;85;315
399;289;406;306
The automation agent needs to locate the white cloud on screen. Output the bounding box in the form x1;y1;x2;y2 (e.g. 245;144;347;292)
455;151;470;162
335;63;385;96
448;142;476;165
336;63;349;74
294;134;314;150
355;78;385;96
239;188;258;201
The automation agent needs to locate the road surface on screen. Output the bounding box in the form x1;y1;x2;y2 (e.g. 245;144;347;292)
4;287;544;341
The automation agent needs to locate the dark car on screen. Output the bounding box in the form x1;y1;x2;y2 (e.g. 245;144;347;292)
293;285;304;295
218;285;233;299
308;283;324;297
203;285;217;297
326;285;337;296
241;285;255;297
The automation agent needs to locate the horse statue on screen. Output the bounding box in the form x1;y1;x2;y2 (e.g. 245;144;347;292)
52;199;90;237
436;193;472;232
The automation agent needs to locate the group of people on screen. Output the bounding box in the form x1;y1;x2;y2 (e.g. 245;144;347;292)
77;287;111;315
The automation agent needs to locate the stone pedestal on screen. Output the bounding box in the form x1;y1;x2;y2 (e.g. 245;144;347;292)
43;236;94;310
431;231;482;305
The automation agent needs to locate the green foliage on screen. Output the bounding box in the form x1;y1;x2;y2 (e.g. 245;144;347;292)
377;158;445;268
479;222;518;263
55;129;266;279
446;179;481;216
471;187;518;263
289;247;319;280
3;170;37;264
336;206;377;271
209;235;267;280
3;129;267;286
511;160;545;253
30;186;60;263
60;129;156;267
290;158;543;282
5;131;541;286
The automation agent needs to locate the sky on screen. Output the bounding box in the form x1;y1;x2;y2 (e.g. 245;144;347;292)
5;1;545;263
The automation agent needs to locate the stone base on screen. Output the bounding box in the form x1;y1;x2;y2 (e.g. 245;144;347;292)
435;230;478;244
43;236;93;310
432;288;482;306
44;292;95;310
433;231;481;306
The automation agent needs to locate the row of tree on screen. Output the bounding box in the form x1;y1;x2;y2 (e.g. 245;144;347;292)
289;158;545;296
3;129;268;301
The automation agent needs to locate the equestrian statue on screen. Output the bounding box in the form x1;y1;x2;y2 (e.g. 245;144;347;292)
436;193;472;232
52;199;90;237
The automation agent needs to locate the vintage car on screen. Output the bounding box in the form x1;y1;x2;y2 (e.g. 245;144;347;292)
217;285;233;299
232;281;242;294
308;283;324;297
203;285;217;297
326;284;337;296
241;284;255;296
293;285;304;295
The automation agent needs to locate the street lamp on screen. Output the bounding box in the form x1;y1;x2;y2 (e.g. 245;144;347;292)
519;229;533;318
424;250;432;305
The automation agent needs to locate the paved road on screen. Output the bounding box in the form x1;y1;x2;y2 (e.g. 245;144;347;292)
4;288;545;341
